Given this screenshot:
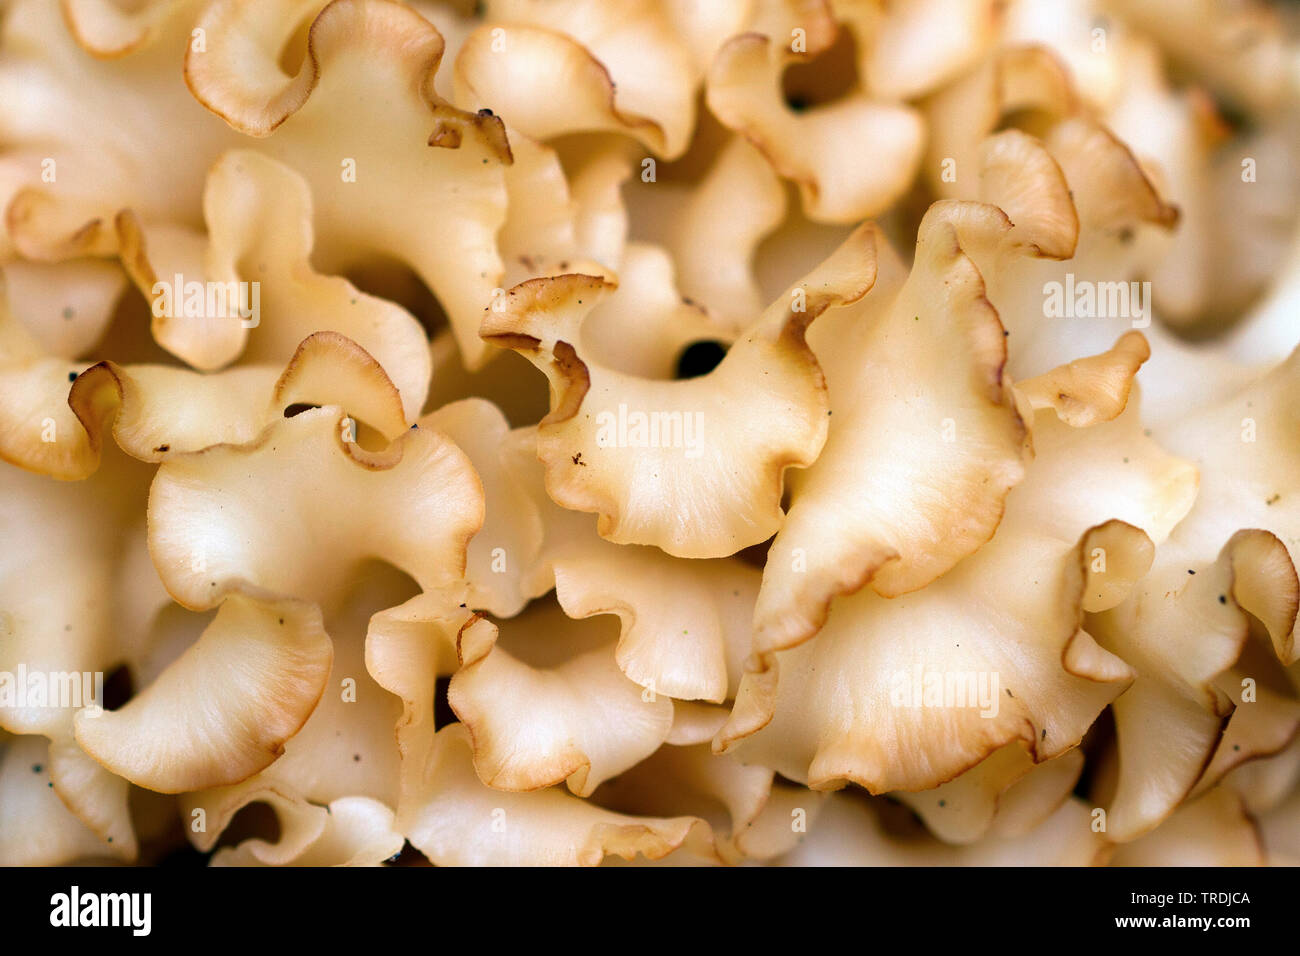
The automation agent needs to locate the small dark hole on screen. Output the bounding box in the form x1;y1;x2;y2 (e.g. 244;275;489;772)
1211;96;1253;137
101;664;134;711
675;341;727;380
343;257;447;340
1072;708;1116;801
433;676;456;730
782;25;858;111
871;792;931;839
384;841;429;866
155;843;213;867
736;535;774;570
993;106;1059;139
214;801;281;850
283;402;319;418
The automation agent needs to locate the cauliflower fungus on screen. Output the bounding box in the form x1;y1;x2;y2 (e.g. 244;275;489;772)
0;0;1298;870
